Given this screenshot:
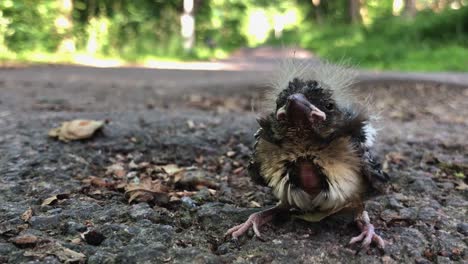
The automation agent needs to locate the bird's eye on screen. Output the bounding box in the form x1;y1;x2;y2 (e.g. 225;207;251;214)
325;103;334;110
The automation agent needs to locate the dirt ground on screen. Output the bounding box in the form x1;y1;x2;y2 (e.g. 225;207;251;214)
0;65;467;264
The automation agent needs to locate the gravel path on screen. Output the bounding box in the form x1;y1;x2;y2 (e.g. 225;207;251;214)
0;54;467;263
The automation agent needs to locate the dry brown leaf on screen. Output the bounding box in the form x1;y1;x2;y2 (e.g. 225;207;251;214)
21;207;33;222
175;170;219;191
71;238;82;244
105;163;126;178
83;176;115;188
385;152;407;165
10;235;40;247
24;242;86;263
160;164;184;176
233;167;244;175
455;181;468;190
125;178;169;204
128;191;153;204
249;201;261;208
91;178;113;188
48;119;104;142
195;156;204;164
41;193;70;207
128;160;138;169
41;196;58;207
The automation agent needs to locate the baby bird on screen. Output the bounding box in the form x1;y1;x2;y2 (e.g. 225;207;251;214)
226;60;388;249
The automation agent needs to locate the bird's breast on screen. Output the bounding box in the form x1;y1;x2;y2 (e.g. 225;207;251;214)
287;159;325;197
255;136;365;211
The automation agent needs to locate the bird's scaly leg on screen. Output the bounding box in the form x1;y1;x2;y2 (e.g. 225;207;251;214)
349;210;385;249
225;205;282;239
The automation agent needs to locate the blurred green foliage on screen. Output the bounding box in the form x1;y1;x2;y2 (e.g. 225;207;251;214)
0;0;60;52
0;0;466;71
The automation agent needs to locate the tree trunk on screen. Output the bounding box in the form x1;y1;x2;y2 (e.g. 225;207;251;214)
403;0;417;18
348;0;362;24
181;0;195;51
56;0;75;53
311;0;323;24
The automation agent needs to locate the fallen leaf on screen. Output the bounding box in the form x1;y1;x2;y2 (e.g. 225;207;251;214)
455;181;468;190
195;156;204;164
250;201;261;208
24;242;86;263
385;152;407;165
233;167;244;175
71;238;82;244
125;178;169;204
128;160;139;169
105;163;126;178
21;207;33;222
160;164;184;176
41;196;58;206
83;176;115;188
48;119;104;142
10;235;40;248
175;170;219;190
187;120;195;129
41;193;70;207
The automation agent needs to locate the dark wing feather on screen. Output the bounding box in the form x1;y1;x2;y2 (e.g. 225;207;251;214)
247;128;268;186
361;147;389;194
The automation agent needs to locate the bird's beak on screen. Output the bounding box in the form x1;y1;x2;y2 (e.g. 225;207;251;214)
276;93;326;125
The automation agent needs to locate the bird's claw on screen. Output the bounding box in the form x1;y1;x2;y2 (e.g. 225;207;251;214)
349;223;385;249
225;212;265;239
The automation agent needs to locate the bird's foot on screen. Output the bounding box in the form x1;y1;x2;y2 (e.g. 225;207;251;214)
349;211;385;249
225;206;278;239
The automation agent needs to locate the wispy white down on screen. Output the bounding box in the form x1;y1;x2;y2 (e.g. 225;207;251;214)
363;123;377;147
262;58;358;112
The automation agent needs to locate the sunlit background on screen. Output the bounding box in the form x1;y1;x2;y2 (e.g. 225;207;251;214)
0;0;467;71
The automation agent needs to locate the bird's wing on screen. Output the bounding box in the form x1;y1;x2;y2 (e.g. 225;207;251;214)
354;123;389;193
247;128;269;186
361;147;389;193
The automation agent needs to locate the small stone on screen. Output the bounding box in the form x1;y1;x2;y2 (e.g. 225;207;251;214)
435;230;465;258
181;196;196;208
409;178;437;193
0;242;17;255
456;223;468;236
82;229;106;246
381;255;396;264
272;239;282;245
418;207;439;222
87;251;117;264
192;188;210;203
438;182;454;190
216;243;229;255
436;256;452;264
381;209;400;222
398;207;418;220
234;143;250;158
388;197;404;209
226;151;236;158
398;228;427;257
414;257;431;264
365;200;383;212
10;235;39;248
129;203;155;221
30;214;61;230
47;208;63;215
64;221;87;235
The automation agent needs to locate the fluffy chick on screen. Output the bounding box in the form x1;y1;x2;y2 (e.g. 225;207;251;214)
226;60;388;249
